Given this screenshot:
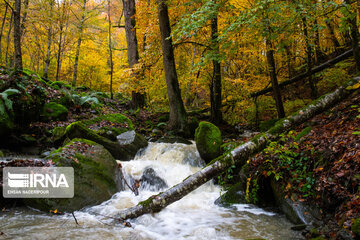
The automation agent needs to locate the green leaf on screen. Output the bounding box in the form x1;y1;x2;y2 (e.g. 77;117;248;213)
352;131;360;135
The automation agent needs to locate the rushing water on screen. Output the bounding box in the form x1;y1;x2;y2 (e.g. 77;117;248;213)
0;142;302;239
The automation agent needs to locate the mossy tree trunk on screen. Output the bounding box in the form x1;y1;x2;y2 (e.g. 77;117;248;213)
116;76;360;221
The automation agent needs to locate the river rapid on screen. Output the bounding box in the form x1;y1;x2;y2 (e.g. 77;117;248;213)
0;142;302;239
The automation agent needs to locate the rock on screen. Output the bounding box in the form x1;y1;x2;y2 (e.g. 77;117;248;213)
336;229;355;240
82;113;134;138
214;182;246;207
194;121;222;163
352;218;360;238
65;122;147;160
270;178;321;225
41;102;68;122
157;136;192;145
188;116;199;136
140;167;168;191
24;139;118;212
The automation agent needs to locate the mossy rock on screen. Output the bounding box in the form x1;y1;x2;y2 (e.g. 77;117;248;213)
41;102;68;122
214;182;246;206
82;113;134;138
65;122;147;160
195;121;222;163
352;218;360;237
24;139;117;212
188;116;199;136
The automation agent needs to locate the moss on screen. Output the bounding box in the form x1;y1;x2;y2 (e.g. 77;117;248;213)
158;114;169;123
52;126;66;142
195;121;222;163
252;133;267;145
50;81;68;90
309;237;326;240
352;217;360;237
0;150;4;158
42;102;68;122
33;138;117;212
259;118;279;132
82;113;134;136
218;182;246;205
295;126;312;142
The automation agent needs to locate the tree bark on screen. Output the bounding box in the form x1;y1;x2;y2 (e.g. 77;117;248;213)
14;0;23;70
116;76;360;221
157;0;189;136
122;0;145;108
108;0;114;99
5;12;13;67
20;0;29;37
43;0;54;79
72;0;87;87
210;15;222;125
56;1;67;81
302;16;318;99
345;0;360;71
266;38;285;118
0;4;8;65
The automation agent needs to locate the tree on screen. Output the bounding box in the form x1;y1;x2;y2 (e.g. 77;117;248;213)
72;0;87;87
122;0;145;108
344;0;360;71
210;8;222;124
43;0;55;79
14;0;23;70
107;0;114;99
157;0;189;135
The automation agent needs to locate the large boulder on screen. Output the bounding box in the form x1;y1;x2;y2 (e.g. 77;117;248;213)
41;102;68;122
24;139;118;212
64;122;147;160
194;121;222;163
270;178;321;225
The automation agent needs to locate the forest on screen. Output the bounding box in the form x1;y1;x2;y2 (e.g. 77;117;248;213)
0;0;360;239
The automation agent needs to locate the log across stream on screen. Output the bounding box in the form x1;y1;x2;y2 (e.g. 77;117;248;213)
0;142;301;239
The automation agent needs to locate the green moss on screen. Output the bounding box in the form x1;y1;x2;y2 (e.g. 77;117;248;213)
50;81;68;90
0;150;4;158
158;114;169;123
42;102;68;122
252;133;267;145
82;113;134;135
218;182;246;205
259;118;279;132
352;218;360;236
52;126;66;142
295;126;312;142
195;121;222;163
309;237;326;240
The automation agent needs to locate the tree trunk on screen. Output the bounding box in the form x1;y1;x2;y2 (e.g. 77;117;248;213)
56;1;66;82
210;15;222;125
5;12;13;67
122;0;145;108
0;5;8;65
345;0;360;71
72;0;87;87
14;0;23;70
44;0;54;79
284;44;293;79
20;0;29;37
116;76;360;221
266;39;285;118
108;0;114;99
157;0;189;136
302;16;318;99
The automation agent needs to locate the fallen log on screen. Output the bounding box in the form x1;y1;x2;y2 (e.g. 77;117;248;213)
250;48;354;98
116;76;360;221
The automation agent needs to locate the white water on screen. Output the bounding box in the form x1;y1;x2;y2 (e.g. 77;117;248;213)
0;142;302;239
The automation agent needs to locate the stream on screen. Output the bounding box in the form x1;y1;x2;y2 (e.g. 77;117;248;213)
0;142;302;239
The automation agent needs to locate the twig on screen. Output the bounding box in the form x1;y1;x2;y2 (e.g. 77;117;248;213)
72;212;79;225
